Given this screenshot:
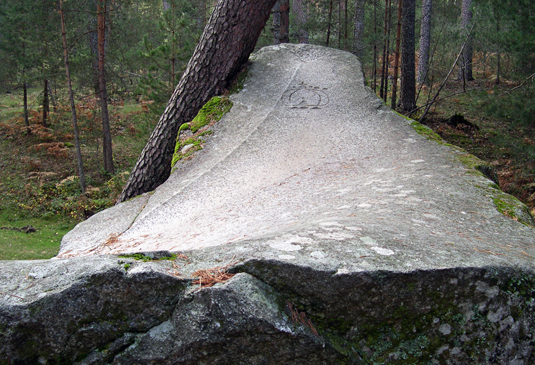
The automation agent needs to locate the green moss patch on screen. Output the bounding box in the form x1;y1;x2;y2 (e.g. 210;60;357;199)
171;96;232;167
492;193;535;227
410;121;445;144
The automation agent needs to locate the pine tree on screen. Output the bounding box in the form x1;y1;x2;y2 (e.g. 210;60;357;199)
417;0;432;84
353;0;365;56
458;0;473;81
119;0;279;202
399;0;415;112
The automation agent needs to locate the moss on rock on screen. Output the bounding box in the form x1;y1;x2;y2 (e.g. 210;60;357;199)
171;96;232;167
410;121;445;144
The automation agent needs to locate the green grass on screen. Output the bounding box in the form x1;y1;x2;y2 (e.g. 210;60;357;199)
0;210;76;260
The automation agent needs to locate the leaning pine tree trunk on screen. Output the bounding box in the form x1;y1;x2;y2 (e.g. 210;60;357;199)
118;0;278;203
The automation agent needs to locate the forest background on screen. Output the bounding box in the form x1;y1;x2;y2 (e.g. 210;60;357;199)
0;0;534;260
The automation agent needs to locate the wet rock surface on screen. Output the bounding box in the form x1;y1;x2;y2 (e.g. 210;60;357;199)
1;44;534;364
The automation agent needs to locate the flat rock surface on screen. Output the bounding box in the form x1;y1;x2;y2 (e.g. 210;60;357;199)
59;43;534;272
3;44;535;365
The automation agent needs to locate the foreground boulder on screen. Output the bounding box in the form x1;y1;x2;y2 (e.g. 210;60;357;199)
1;44;534;364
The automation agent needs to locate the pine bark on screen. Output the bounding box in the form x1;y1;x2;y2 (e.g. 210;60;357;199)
352;0;365;56
399;0;416;112
118;0;278;202
417;0;432;84
458;0;473;81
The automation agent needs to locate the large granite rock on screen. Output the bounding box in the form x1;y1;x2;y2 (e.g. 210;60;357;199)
1;44;534;364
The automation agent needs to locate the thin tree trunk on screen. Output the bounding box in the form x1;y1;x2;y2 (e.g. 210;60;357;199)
373;0;377;92
338;0;342;49
293;0;309;43
344;0;348;50
417;0;432;84
280;0;289;43
42;79;49;127
419;22;474;122
272;1;281;44
60;0;86;194
399;0;416;112
379;0;391;100
391;0;402;109
118;0;278;202
97;0;114;174
353;0;365;57
23;80;29;131
48;80;57;112
458;0;473;81
326;0;334;47
384;0;392;102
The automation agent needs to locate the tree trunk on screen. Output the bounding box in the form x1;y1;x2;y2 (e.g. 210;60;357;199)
118;0;278;202
97;0;114;175
344;0;348;50
272;1;280;44
417;0;432;84
42;79;49;127
353;0;365;57
48;80;57;113
373;0;377;92
326;0;334;47
399;0;416;112
280;0;289;43
338;0;342;48
391;0;402;109
458;0;473;81
379;0;391;100
23;80;29;131
293;0;309;43
272;0;288;44
60;0;86;194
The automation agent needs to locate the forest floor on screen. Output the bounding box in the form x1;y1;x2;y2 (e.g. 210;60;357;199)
0;89;158;259
0;77;534;260
417;79;535;217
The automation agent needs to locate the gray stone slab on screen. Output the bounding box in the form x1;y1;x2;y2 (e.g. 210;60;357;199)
3;44;535;364
59;193;150;256
59;44;534;274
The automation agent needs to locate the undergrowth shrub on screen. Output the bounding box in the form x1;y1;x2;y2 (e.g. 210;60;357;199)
15;174;130;220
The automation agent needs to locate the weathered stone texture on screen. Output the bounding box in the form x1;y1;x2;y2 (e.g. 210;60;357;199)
1;44;534;364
